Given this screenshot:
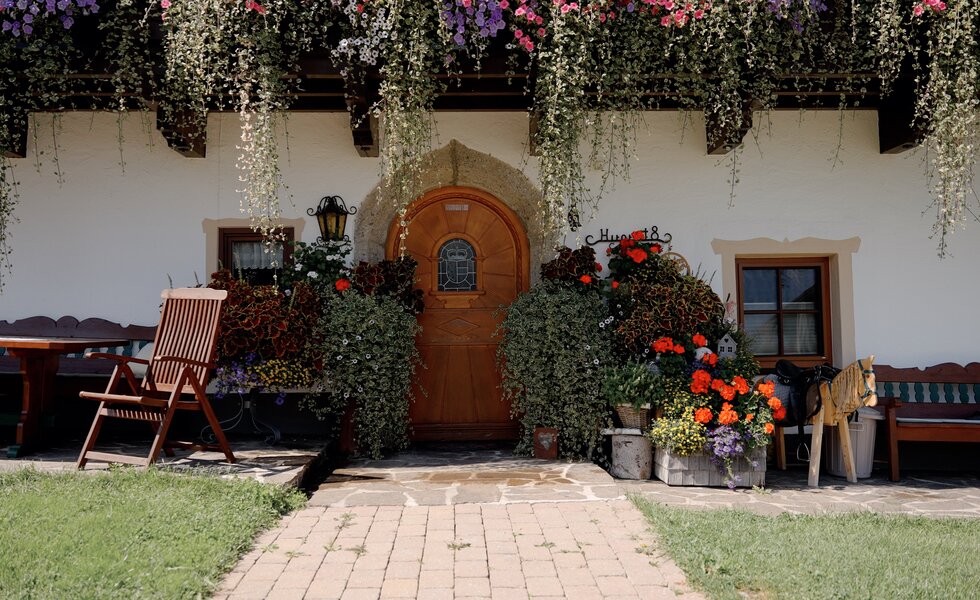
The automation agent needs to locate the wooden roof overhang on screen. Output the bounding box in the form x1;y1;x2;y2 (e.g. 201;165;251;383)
3;31;919;160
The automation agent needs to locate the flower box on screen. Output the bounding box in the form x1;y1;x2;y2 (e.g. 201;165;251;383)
653;445;766;488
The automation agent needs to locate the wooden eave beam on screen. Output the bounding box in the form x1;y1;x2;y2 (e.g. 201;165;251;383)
877;77;921;154
155;106;206;158
705;100;755;155
343;67;379;158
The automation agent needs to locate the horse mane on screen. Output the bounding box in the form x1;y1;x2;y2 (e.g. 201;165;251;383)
829;357;877;417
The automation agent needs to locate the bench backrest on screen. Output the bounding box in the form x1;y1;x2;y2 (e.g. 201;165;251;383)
875;363;980;405
0;316;157;374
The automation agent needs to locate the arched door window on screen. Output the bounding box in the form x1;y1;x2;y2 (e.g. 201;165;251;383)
438;239;477;291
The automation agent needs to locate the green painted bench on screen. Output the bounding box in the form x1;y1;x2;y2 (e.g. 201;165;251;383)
874;363;980;481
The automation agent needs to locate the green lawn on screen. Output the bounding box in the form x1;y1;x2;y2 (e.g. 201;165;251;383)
0;468;305;599
634;497;980;600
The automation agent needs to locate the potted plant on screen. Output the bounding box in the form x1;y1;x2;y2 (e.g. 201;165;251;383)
602;361;662;430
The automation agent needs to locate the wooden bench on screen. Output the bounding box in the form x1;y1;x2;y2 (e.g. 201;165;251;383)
0;316;156;378
0;316;156;425
874;363;980;481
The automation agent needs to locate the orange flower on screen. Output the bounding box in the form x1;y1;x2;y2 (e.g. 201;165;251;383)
721;402;733;411
611;281;619;289
764;422;775;434
690;369;713;394
628;248;647;264
650;243;662;253
718;407;739;425
767;396;782;411
718;385;736;401
579;274;593;285
673;344;685;354
692;333;707;347
711;378;725;392
774;407;787;421
335;278;351;291
757;381;775;399
652;337;674;354
694;407;713;424
631;230;645;241
732;376;750;395
705;353;718;366
745;413;755;422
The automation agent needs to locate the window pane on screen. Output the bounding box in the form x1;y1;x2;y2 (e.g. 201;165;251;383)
438;239;477;292
781;268;818;310
782;313;819;355
232;241;283;270
743;269;777;311
744;314;779;355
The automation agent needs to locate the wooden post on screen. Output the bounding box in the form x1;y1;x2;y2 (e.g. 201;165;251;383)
838;420;858;483
808;401;826;487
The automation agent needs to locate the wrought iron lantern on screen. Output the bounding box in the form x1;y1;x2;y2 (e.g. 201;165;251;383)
309;195;357;243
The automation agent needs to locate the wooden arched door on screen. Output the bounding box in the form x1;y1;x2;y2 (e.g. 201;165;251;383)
386;187;529;440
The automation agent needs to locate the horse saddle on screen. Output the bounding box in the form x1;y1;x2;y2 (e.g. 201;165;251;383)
775;359;841;460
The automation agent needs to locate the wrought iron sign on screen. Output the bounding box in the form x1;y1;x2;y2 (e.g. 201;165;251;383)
584;226;672;248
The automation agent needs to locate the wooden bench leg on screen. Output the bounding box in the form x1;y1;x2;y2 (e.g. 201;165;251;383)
887;411;900;482
774;426;787;470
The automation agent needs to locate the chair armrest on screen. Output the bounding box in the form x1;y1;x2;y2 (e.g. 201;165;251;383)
84;352;150;365
152;355;215;370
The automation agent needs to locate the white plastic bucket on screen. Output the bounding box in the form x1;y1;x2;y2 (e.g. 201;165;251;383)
825;407;884;478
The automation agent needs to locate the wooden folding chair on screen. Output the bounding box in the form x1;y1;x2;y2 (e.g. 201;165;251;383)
76;288;236;469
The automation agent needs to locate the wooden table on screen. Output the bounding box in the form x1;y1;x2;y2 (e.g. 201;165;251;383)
0;336;127;458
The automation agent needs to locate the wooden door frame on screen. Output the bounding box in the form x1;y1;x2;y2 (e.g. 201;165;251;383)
386;186;530;441
385;186;531;291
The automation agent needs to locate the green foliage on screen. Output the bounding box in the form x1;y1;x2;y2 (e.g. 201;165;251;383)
281;240;351;295
635;498;980;600
0;468;304;599
602;361;662;411
306;291;420;459
497;282;613;459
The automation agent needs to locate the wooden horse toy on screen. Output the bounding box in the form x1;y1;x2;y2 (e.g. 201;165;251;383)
807;356;878;487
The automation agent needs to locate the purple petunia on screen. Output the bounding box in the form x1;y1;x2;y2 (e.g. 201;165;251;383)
1;0;98;38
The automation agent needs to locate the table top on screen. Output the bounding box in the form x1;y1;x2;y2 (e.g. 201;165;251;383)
0;337;130;352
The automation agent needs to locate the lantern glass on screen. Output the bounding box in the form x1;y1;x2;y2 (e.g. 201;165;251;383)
310;195;355;243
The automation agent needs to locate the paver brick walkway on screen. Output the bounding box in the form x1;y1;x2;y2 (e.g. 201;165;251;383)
216;449;702;599
216;501;699;600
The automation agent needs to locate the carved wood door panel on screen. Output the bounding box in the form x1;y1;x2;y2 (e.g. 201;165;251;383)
387;187;529;440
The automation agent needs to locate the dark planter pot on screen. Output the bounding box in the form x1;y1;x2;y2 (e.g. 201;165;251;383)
533;427;558;460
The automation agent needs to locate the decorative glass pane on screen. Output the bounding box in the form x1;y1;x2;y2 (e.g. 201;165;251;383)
782;314;819;355
231;241;283;270
781;268;818;310
744;314;779;355
438;239;477;292
743;269;777;311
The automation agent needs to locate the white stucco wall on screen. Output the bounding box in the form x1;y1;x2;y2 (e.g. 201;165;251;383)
1;109;977;368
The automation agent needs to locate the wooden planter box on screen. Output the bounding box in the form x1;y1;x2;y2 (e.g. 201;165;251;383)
653;445;766;488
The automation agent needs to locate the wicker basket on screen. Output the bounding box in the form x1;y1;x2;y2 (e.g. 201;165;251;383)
614;405;650;429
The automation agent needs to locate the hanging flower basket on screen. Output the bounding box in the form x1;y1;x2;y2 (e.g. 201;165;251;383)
615;405;650;430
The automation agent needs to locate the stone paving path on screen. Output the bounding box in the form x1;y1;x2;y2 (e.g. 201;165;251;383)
216;449;702;600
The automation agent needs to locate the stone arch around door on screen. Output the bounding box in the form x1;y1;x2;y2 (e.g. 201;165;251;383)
387;187;529;441
352;140;555;278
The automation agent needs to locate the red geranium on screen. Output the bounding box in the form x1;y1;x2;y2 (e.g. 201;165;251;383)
694;407;713;424
579;274;593;285
692;333;707;347
631;230;645;241
627;248;647;264
335;278;351;291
